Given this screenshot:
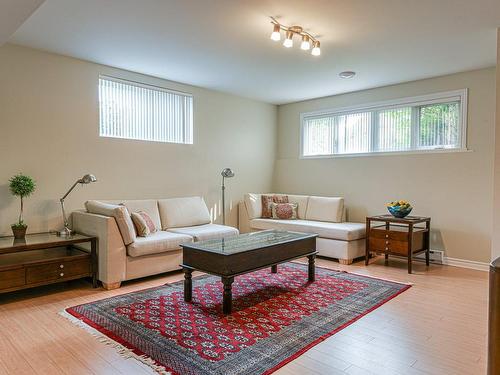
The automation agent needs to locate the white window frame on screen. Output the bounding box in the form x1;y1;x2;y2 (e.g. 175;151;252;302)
98;75;194;144
299;89;468;158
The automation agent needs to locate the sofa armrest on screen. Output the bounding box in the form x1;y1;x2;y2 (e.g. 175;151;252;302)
238;201;253;233
342;206;348;222
72;211;126;284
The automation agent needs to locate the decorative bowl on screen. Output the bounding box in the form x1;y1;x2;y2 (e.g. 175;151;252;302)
387;205;412;218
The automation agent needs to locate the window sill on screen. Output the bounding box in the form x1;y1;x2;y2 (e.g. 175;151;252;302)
300;148;472;159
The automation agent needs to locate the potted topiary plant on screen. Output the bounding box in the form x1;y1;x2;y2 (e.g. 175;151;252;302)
9;174;36;239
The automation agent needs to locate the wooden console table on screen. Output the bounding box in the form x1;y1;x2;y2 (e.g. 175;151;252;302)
0;233;97;294
365;215;431;274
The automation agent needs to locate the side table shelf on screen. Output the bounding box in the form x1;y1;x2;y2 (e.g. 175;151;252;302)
0;233;97;294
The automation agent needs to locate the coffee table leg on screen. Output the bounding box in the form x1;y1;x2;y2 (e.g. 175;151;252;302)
307;254;316;282
184;268;192;302
222;277;234;314
271;265;278;273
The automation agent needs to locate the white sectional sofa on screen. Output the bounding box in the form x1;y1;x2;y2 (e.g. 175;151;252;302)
73;196;238;289
239;193;366;264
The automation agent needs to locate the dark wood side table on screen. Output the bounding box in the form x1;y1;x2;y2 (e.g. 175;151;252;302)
0;233;97;294
365;215;431;274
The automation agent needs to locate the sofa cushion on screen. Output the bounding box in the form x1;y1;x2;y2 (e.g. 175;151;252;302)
127;231;193;257
305;196;344;223
120;199;161;230
85;200;136;245
168;224;239;242
244;193;262;219
158;197;211;229
250;218;365;241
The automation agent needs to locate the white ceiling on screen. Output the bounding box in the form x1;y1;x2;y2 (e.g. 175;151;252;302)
7;0;500;104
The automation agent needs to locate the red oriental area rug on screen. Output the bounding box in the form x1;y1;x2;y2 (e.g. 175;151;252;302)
63;263;410;375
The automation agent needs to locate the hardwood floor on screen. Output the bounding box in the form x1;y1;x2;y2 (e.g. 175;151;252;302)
0;256;488;375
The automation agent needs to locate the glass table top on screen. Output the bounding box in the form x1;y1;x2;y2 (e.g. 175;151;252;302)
0;232;93;253
181;230;317;255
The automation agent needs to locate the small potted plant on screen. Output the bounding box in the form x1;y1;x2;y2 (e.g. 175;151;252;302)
9;174;36;239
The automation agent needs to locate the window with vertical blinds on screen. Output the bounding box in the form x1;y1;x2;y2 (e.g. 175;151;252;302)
98;76;193;144
301;90;467;157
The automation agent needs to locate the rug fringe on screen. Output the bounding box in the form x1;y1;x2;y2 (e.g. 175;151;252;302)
58;310;171;375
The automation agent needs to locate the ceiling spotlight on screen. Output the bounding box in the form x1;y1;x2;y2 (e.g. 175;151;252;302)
339;71;356;79
283;30;294;48
270;17;320;56
311;41;321;56
300;35;311;50
270;23;281;41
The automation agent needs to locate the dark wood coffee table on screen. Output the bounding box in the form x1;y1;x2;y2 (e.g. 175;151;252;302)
181;230;317;314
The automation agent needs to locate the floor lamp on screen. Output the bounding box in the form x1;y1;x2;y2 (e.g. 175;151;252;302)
221;168;235;225
58;174;97;236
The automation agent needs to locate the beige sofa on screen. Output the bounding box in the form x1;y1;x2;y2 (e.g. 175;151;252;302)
239;193;366;264
73;196;238;289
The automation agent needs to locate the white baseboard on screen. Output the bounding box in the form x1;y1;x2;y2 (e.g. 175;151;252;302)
442;257;489;272
388;250;489;272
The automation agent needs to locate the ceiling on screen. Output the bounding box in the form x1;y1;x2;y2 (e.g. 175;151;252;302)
7;0;500;104
0;0;44;46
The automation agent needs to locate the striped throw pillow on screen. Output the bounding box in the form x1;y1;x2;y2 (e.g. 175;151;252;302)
131;211;157;237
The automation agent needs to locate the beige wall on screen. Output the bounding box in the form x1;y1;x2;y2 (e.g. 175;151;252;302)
0;43;496;264
0;44;277;235
492;29;500;261
274;68;496;263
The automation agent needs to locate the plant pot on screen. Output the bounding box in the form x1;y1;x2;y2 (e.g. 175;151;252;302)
11;225;27;239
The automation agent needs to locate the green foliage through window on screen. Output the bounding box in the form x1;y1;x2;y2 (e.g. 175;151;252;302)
302;92;465;157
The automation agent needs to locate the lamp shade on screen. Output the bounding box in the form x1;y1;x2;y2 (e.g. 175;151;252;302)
80;174;97;184
270;23;281;41
221;168;235;178
283;31;294;48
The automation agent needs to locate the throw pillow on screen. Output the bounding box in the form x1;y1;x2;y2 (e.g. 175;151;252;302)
261;194;289;218
271;202;298;220
131;211;157;237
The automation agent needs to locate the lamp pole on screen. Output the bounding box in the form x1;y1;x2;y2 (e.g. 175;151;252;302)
222;176;226;225
220;168;234;226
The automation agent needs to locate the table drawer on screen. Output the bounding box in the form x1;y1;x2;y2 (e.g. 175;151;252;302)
26;258;90;284
370;229;408;241
0;268;25;290
369;238;408;256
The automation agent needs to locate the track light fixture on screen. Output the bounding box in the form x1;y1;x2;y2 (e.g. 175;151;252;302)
269;17;321;56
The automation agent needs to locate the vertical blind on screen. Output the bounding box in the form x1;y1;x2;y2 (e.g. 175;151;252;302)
99;76;193;144
301;91;465;157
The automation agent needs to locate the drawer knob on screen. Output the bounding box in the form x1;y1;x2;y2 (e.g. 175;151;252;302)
60;273;64;277
60;264;64;269
385;235;389;238
385;241;389;244
385;247;389;251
